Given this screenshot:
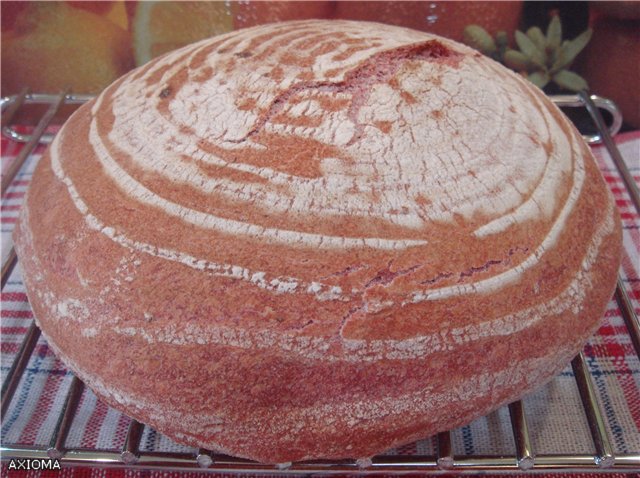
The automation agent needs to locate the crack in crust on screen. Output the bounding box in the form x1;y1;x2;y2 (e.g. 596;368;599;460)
418;246;531;286
231;40;461;145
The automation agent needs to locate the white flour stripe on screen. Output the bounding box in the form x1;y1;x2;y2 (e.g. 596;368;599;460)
40;329;556;452
88;113;427;249
410;128;586;303
50;23;605;307
107;52;442;225
49;132;349;301
52;114;600;312
473;76;571;237
97;196;614;360
104;33;540;229
53;112;589;305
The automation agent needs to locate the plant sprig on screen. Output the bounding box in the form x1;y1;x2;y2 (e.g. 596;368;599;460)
463;15;592;92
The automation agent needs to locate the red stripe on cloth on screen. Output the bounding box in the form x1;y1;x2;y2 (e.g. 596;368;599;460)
603;308;626;318
621;212;639;221
1;204;22;211
1;326;29;335
1;145;22;160
606;174;640;183
1;217;17;223
115;413;133;445
6;180;30;186
620;260;640;306
621;249;640;280
1;292;29;301
626;230;640;275
588;341;640;428
586;341;629;359
609;186;631;195
0;343;22;355
616;199;634;208
17;366;68;444
599;172;624;182
597;323;631;336
2;191;25;199
80;395;111;448
0;343;51;359
619;369;640;429
585;343;637;364
1;309;33;318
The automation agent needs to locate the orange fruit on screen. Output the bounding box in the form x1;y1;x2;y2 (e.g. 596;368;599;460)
130;1;233;66
1;2;134;96
66;1;115;16
334;1;523;42
67;1;127;30
231;1;335;29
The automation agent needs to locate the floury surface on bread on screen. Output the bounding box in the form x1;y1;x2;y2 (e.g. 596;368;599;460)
15;20;622;463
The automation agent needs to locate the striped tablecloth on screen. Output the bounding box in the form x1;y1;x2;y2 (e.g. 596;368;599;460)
1;129;639;477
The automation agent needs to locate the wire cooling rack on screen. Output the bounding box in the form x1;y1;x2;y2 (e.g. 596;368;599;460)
0;91;639;474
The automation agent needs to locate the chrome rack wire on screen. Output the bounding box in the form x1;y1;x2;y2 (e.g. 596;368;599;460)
1;92;639;474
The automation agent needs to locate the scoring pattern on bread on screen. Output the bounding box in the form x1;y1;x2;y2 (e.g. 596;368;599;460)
50;21;605;302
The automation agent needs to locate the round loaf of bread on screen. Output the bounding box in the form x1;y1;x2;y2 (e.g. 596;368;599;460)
15;20;621;463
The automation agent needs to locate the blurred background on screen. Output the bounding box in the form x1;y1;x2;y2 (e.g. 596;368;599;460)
2;1;639;128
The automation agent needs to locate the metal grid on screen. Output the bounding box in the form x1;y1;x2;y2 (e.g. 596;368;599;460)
1;91;639;474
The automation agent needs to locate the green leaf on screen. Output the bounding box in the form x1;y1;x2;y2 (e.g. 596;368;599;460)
494;31;508;61
549;44;559;66
515;30;545;67
463;25;496;55
495;31;508;49
504;49;530;71
570;28;593;56
527;26;547;54
551;28;592;72
546;15;562;49
553;70;588;91
528;71;550;89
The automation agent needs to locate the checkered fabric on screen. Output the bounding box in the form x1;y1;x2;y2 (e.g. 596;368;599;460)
1;129;639;477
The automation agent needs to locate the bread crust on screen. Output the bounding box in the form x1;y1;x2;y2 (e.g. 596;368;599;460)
14;20;622;463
